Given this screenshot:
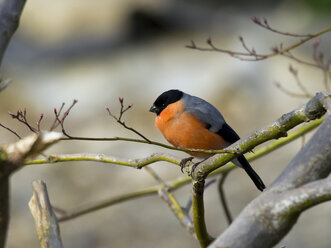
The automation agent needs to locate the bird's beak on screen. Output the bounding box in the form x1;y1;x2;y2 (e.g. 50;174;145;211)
149;105;157;113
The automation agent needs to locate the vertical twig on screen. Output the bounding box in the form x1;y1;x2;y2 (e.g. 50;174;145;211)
0;175;9;248
217;172;232;225
144;166;195;235
192;179;214;248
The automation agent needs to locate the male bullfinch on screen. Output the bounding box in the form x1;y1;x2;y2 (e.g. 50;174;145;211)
149;89;265;191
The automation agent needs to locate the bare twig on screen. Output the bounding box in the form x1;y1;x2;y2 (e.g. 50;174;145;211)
29;180;63;248
186;26;331;64
144;166;195;235
288;65;312;97
53;100;78;137
218;172;232;225
8;109;38;133
106;97;151;142
0;122;21;139
37;114;44;132
252;17;312;37
282;51;321;70
273;81;309;98
49;102;65;131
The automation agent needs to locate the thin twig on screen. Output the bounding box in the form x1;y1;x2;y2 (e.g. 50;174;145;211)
50;102;65;131
323;67;330;91
282;52;321;70
144;166;195;235
106;98;151;142
54;100;78;137
8;109;38;133
187;26;331;63
288;65;313;98
0;123;21;139
252;17;312;37
36;114;44;132
60;135;232;156
274;81;310;98
218;172;232;225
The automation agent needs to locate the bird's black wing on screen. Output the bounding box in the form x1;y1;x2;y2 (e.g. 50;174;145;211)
216;122;240;144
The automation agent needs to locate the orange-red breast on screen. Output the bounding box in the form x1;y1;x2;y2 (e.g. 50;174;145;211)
150;89;265;191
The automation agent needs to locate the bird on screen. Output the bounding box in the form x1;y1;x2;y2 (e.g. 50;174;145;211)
149;89;265;191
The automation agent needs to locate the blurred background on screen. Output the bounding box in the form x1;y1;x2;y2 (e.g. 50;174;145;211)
0;0;330;247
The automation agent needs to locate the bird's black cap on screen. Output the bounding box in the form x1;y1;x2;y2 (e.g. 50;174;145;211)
149;89;183;115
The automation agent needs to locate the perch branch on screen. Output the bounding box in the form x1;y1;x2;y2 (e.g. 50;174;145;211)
209;107;331;248
191;92;329;248
26;118;322;222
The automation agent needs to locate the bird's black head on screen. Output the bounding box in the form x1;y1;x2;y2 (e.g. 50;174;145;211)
149;89;183;115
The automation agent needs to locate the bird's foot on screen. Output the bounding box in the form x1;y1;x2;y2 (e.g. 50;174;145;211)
190;157;209;176
180;156;194;173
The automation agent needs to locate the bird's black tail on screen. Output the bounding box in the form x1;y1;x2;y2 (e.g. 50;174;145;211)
237;155;265;191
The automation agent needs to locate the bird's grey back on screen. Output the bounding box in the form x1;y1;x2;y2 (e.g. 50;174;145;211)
182;93;225;132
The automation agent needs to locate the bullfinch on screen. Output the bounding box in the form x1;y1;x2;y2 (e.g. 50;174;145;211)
149;89;265;191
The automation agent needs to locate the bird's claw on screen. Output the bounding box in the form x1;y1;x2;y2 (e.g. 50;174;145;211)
180;156;194;173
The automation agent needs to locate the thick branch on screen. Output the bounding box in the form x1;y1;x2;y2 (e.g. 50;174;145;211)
0;1;26;246
0;132;62;248
209;108;331;248
29;180;63;248
0;177;9;248
0;0;26;67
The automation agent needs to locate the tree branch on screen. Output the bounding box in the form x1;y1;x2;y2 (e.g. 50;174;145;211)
0;0;26;67
208;100;331;248
29;180;63;248
0;132;62;247
25;118;322;222
0;1;27;246
191;92;329;248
